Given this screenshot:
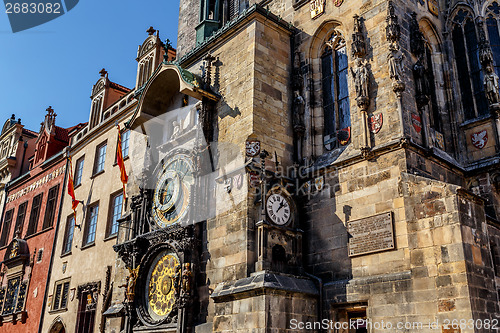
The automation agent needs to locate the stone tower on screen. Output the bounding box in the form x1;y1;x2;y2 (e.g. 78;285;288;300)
109;0;500;332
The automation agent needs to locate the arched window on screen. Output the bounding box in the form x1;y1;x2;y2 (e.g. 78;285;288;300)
424;44;442;132
452;10;489;120
486;2;500;77
321;32;350;149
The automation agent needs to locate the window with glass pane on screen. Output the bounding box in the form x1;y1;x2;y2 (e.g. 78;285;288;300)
452;14;488;120
14;202;28;236
94;143;107;174
121;130;130;158
27;193;43;236
84;204;99;245
425;46;442;132
321;33;350;148
109;193;123;236
53;280;70;310
487;3;500;77
63;215;75;254
43;185;60;229
0;209;14;247
74;157;84;186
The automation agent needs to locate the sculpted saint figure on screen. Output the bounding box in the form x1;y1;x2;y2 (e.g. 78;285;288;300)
351;58;370;99
484;64;500;105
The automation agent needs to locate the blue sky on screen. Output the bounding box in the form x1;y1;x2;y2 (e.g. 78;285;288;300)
0;0;180;131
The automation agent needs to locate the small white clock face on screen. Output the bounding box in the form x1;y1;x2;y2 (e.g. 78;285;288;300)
266;193;291;225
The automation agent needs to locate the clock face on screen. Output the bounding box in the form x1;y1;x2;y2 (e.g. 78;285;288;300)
145;251;180;321
152;154;194;228
266;193;291;226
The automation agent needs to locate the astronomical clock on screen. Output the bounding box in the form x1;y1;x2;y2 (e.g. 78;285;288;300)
151;153;195;228
114;148;203;332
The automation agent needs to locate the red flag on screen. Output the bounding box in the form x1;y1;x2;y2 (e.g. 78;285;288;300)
116;125;128;199
67;157;81;219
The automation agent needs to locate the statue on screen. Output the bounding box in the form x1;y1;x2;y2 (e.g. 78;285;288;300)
120;266;140;302
171;120;181;140
351;58;370;110
293;91;305;132
413;58;430;107
388;44;404;82
484;64;500;106
385;1;400;44
351;15;366;58
409;12;425;58
181;263;192;294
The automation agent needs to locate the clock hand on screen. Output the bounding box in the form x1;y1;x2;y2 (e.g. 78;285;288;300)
276;201;285;213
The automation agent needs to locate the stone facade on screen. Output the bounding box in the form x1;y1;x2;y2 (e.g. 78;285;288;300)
0;0;497;332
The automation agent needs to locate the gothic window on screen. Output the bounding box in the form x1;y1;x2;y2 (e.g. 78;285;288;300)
486;2;500;77
424;45;442;132
42;184;60;229
0;209;14;247
452;11;489;120
321;32;350;149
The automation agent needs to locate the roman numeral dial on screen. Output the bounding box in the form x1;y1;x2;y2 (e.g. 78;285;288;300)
266;193;292;226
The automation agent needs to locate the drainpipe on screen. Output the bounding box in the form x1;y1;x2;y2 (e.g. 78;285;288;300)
305;271;323;331
38;147;70;333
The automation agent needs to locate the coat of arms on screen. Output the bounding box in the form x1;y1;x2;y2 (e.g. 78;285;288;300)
471;130;488;149
245;140;260;157
411;113;422;133
315;176;324;191
310;0;325;19
369;113;383;134
334;0;344;7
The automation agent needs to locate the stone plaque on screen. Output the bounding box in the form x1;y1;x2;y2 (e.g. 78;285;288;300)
348;212;394;257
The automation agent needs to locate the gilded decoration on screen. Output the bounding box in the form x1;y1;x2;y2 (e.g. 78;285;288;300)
147;253;180;318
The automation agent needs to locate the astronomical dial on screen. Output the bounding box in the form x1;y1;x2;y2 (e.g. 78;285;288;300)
151;154;194;228
266;193;292;226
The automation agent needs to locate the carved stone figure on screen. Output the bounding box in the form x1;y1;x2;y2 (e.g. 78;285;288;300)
388;44;404;82
351;15;366;58
484;64;500;106
385;1;400;45
410;12;425;58
171;120;181;140
351;58;370;110
293;91;305;132
413;58;429;107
